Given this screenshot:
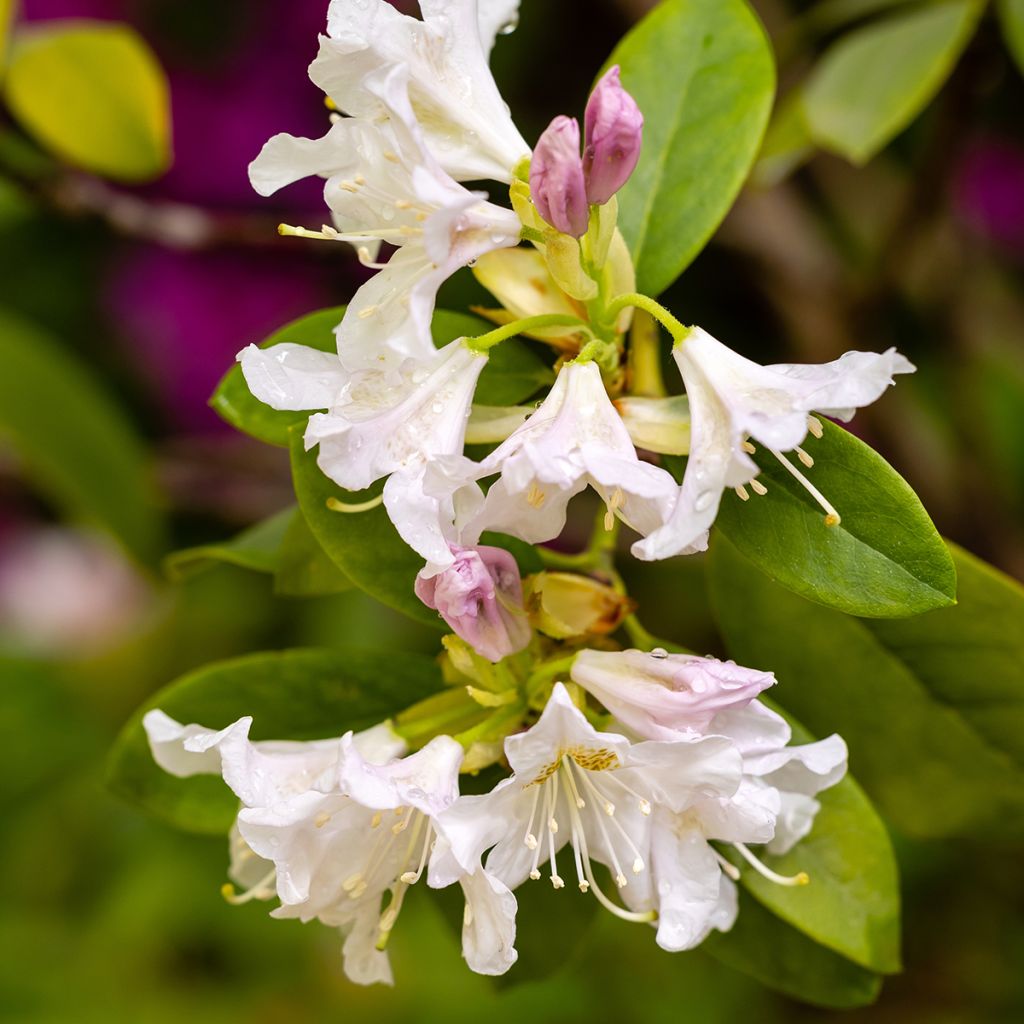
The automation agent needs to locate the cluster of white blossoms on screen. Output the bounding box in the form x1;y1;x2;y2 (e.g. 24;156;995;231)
146;650;845;983
145;0;912;986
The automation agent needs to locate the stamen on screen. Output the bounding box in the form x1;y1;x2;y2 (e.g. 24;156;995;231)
570;763;628;888
221;867;277;905
314;812;331;829
399;823;433;885
526;483;547;509
733;842;809;887
545;780;564;889
523;783;542;850
742;440;756;455
735;485;750;502
561;756;587;809
326;494;385;514
278;223;339;242
796;446;814;468
768;448;841;527
750;479;768;496
338;180;360;193
383;151;401;163
604;487;625;531
807;415;824;439
559;771;590;892
356;247;389;270
358;305;378;319
713;850;742;881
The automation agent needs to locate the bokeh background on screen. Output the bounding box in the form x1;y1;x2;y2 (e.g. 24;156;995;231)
1;1;1023;1021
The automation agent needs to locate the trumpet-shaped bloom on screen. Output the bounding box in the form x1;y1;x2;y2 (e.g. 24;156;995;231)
415;544;531;661
435;684;746;953
570;649;776;740
310;0;530;183
143;712;516;983
464;361;678;547
250;66;521;376
571;647;848;856
634;328;916;560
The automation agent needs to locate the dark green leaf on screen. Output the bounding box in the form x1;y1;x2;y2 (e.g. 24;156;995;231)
107;648;443;834
0;307;164;561
164;507;295;581
714;418;956;617
274;508;353;597
730;722;901;973
708;535;1024;838
3;20;171;181
802;0;983;164
705;889;883;1009
607;0;775;295
290;430;442;629
999;0;1024;75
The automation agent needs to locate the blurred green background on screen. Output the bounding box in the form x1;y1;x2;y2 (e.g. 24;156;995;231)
1;0;1023;1021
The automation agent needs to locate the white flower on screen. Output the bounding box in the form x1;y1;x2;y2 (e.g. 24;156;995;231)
462;361;678;547
633;328;916;560
239;337;487;571
249;65;521;378
143;711;516;983
310;0;530;182
571;647;848;866
434;683;746;953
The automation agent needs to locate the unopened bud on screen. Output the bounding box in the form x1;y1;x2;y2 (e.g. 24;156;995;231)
525;572;633;640
415;546;531;662
583;66;643;206
530;116;589;238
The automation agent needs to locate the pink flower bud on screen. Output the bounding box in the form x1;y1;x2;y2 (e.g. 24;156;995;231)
582;66;643;206
571;648;775;741
415;546;531;662
530;115;589;238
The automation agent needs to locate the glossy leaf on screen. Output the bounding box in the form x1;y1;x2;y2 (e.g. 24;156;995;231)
802;1;983;164
107;648;443;835
606;0;775;296
0;307;164;561
752;90;814;188
730;737;901;973
164;507;295;581
999;0;1024;75
708;536;1024;839
705;890;883;1009
290;431;441;629
714;418;956;617
210;306;544;446
274;508;353;597
4;20;171;181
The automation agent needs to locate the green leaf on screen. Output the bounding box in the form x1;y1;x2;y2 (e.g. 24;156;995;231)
210;307;539;446
999;0;1024;74
714;418;956;617
752;89;815;188
107;648;444;834
731;721;901;973
802;1;983;164
606;0;775;296
705;889;883;1009
708;535;1024;838
0;307;164;561
274;508;353;597
290;430;441;629
164;507;296;581
3;20;171;181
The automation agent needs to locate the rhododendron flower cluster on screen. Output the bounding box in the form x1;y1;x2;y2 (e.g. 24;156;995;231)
142;0;917;988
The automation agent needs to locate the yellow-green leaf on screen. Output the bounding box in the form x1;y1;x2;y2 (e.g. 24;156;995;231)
0;1;15;75
4;20;171;181
999;0;1024;75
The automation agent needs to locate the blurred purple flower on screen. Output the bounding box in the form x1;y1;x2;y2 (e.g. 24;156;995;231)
954;139;1024;253
106;246;332;430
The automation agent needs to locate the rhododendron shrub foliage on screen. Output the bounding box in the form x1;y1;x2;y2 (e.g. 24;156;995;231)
110;0;1018;1009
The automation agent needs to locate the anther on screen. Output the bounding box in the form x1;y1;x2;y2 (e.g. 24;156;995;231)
314;812;331;829
750;479;768;496
615;873;627;888
551;875;565;890
548;817;559;834
796;446;814;468
632;858;644;874
338;180;360;193
358;305;378;319
735;485;750;501
807;415;824;439
638;799;651;816
524;833;538;850
370;812;382;829
742;440;756;455
529;869;541;880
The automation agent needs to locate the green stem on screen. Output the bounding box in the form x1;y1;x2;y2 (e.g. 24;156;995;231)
537;509;620;572
604;293;692;346
466;314;587;352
